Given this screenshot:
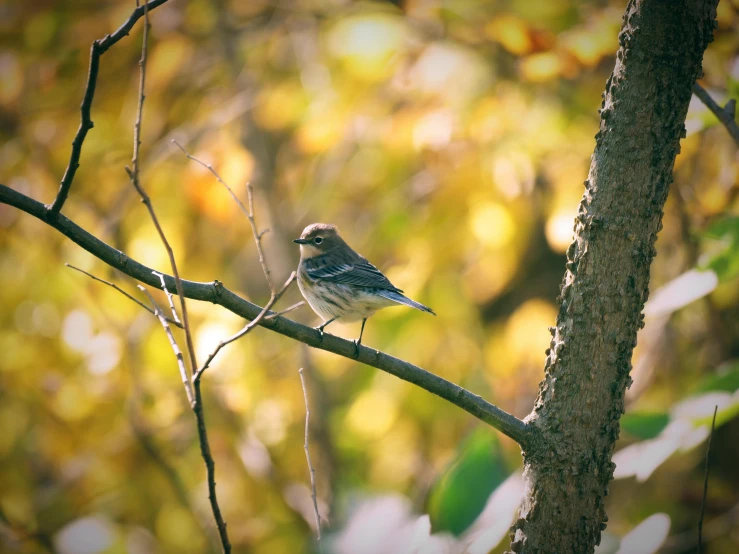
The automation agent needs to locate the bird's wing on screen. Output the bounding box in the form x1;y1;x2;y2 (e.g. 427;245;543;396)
304;258;402;292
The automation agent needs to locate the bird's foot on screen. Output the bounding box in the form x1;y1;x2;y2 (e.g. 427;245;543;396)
314;317;337;343
353;339;362;358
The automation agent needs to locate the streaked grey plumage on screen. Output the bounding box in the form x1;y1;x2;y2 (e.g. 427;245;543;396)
293;223;435;351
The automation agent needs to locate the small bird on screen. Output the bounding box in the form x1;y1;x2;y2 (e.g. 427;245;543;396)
294;223;435;352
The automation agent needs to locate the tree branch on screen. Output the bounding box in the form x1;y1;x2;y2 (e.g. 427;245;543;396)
46;0;171;216
194;272;296;382
172;140;276;292
125;8;230;552
138;286;194;406
513;1;720;551
143;277;230;553
191;377;230;554
65;263;182;327
124;6;199;385
264;300;305;320
0;184;531;449
693;83;739;146
143;284;232;553
77;263;230;553
153;271;182;324
298;368;322;540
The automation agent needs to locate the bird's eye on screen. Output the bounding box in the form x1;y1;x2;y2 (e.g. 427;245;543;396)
314;237;323;244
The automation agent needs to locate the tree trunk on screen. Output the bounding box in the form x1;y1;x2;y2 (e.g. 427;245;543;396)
512;1;719;552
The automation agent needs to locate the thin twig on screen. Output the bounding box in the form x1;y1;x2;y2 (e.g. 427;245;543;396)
80;264;217;552
192;378;230;554
194;272;296;382
663;502;739;553
126;8;230;553
698;405;719;554
130;1;148;178
264;300;305;320
127;185;199;376
246;182;275;292
138;286;194;405
0;184;533;449
145;279;232;554
693;83;739;146
141;288;231;553
153;237;232;554
171;139;250;218
153;271;181;324
124;337;210;544
298;368;322;540
66;261;210;544
172;139;275;292
65;264;182;327
47;0;170;216
125;7;199;384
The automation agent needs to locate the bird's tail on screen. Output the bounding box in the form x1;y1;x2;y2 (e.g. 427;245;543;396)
376;290;436;316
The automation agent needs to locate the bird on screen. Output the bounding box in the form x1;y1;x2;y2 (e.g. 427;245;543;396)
293;223;435;353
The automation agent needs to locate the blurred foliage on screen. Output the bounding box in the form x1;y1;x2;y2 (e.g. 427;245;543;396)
702;215;739;281
0;0;738;553
620;412;671;441
426;429;508;536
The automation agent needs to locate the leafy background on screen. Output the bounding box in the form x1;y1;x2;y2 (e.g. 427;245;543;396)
0;0;738;552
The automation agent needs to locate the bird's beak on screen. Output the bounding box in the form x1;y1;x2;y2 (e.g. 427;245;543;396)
293;238;309;244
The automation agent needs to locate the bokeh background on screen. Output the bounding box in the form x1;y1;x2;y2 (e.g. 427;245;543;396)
1;0;738;552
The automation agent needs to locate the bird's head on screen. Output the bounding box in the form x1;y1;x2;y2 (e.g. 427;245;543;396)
293;223;344;258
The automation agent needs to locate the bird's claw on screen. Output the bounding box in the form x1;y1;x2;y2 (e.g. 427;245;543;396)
353;339;361;358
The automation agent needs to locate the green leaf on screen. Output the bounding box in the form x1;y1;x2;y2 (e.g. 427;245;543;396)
703;215;739;239
427;428;509;536
693;361;739;394
700;216;739;281
620;412;670;440
705;252;739;282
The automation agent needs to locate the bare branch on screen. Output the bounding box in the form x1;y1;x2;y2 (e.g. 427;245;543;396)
194;272;296;382
0;183;531;448
298;368;322;540
698;405;719;554
264;300;305;320
124;9;199;384
126;9;230;553
153;271;181;324
138;286;194;405
171;140;250;217
138;275;231;554
142;280;230;554
693;83;739;146
191;379;231;554
173;140;275;292
125;343;210;544
130;0;149;184
47;0;171;216
65;263;182;328
246;183;275;292
141;282;231;554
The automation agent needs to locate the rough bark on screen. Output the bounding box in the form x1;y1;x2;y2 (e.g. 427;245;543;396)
512;1;719;552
